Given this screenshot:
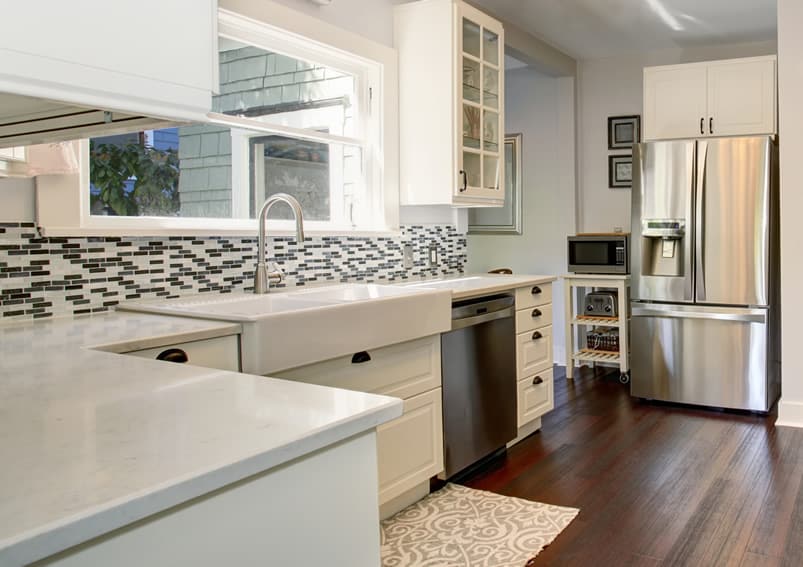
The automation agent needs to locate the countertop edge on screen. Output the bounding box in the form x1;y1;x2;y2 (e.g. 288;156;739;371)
450;275;558;300
88;321;243;353
1;394;402;566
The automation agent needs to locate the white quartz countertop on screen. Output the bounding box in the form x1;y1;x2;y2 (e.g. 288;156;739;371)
0;312;402;566
398;274;557;299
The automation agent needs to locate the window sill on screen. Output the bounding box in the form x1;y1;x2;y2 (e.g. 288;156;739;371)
38;225;403;239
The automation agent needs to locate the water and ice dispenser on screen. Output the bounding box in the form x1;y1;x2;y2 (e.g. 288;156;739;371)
640;219;685;278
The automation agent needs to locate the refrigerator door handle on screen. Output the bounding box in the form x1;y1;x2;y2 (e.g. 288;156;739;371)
632;305;767;324
695;141;708;301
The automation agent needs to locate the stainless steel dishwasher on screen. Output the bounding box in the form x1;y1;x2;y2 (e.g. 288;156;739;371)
441;294;517;478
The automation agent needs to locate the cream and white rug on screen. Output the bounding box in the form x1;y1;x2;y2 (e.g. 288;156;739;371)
380;483;579;567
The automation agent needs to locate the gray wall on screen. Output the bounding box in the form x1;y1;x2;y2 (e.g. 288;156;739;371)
467;68;576;362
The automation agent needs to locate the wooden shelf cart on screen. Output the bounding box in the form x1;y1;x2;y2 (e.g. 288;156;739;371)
563;274;631;384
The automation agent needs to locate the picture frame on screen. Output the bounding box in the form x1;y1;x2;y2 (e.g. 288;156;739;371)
608;115;640;149
608;154;632;189
468;133;523;234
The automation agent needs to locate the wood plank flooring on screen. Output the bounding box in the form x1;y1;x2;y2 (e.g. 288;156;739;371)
461;367;803;566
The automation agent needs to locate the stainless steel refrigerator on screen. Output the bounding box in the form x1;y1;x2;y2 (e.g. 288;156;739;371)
630;136;780;412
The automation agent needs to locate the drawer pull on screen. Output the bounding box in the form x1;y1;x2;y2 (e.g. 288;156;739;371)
532;376;544;385
156;348;189;364
351;351;372;364
531;308;542;318
531;286;542;295
532;331;543;340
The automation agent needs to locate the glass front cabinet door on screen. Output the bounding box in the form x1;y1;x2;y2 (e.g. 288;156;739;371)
457;3;504;203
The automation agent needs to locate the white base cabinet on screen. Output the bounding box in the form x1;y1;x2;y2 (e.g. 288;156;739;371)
36;432;382;567
274;335;444;511
644;56;776;141
511;282;555;442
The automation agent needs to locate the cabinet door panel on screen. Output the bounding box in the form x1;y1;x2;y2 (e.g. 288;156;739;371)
644;66;707;140
707;59;776;136
514;283;553;310
518;367;554;426
517;325;553;377
377;388;444;504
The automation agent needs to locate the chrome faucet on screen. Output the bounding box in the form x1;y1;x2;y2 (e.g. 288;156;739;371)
254;193;305;294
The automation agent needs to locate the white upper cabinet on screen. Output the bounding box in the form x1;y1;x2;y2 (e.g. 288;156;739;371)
644;56;776;141
0;0;218;122
395;0;505;206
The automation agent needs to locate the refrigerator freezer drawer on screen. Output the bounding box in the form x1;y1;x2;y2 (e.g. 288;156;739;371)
631;304;770;411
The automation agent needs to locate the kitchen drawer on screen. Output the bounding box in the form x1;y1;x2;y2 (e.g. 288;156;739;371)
515;303;553;333
274;335;441;399
125;335;240;372
516;325;553;377
517;368;554;427
515;282;552;310
377;387;444;504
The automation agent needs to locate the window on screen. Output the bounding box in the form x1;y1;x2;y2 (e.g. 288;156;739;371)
36;5;399;236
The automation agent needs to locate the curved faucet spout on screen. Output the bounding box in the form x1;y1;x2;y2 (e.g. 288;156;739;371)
254;193;305;294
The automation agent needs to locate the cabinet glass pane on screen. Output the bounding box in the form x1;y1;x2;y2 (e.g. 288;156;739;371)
463;152;481;188
483;110;499;152
483;65;499;109
483;29;499;66
463;58;481;104
463;19;481;58
463;104;481;149
483;155;499;190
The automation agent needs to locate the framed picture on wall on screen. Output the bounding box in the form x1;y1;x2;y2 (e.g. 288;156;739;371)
608;115;640;149
468;133;523;234
608;155;632;188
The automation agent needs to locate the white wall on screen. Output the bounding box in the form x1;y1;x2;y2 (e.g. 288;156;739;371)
0;177;35;222
576;40;778;233
777;0;803;427
467;69;576;363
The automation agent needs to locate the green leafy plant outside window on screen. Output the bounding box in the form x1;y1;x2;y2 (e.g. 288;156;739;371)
89;141;180;217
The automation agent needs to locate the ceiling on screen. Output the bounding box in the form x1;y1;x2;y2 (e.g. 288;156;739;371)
472;0;777;59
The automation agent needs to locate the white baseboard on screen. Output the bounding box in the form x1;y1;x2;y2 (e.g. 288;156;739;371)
776;399;803;428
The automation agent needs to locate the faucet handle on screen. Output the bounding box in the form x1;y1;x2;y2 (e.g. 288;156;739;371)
267;262;284;285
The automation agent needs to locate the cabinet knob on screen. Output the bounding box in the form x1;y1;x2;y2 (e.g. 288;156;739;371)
531;286;542;295
531;308;542;318
709;117;714;135
156;348;189;363
458;170;468;192
532;376;544;385
351;351;372;364
700;117;704;135
532;331;543;340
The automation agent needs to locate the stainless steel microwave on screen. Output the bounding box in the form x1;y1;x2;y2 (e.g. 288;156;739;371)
567;235;630;274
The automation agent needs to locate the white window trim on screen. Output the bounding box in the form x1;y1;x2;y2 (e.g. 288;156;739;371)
35;2;400;237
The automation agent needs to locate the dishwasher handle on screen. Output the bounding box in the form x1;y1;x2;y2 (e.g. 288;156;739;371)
451;295;514;330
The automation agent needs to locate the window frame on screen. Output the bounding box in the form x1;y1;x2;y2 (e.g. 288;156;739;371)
35;3;399;237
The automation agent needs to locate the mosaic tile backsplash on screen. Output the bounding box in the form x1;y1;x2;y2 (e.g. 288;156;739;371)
0;223;466;321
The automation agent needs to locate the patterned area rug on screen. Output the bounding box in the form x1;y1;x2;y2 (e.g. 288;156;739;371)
380;484;579;567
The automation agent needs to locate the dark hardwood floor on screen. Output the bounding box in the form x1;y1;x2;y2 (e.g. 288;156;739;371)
461;367;803;567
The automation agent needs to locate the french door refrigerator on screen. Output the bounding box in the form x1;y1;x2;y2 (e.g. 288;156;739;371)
630;136;780;412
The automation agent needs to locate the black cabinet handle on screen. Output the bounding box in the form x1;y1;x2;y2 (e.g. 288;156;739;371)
709;117;713;135
531;286;542;295
700;117;704;135
532;376;544;385
532;331;543;340
531;308;542;318
156;348;189;363
458;170;467;192
351;351;372;364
